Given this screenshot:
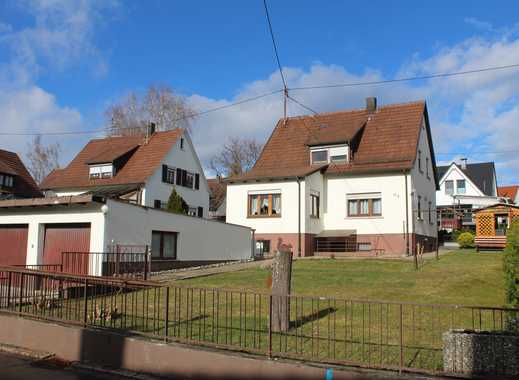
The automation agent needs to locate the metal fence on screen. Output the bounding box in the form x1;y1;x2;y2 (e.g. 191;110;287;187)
0;266;517;375
61;251;149;279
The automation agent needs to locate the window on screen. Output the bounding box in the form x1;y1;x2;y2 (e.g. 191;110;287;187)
89;164;113;179
418;150;422;172
417;195;422;220
248;193;281;217
428;201;432;224
0;174;13;187
162;165;176;184
187;207;198;216
310;193;320;218
330;154;347;162
185;172;194;189
426;157;430;178
358;243;372;251
311;150;328;164
347;196;382;217
445;180;454;195
255;240;270;255
180;138;184;149
151;231;177;259
456;179;466;194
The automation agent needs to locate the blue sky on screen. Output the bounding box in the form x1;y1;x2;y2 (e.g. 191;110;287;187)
1;0;519;183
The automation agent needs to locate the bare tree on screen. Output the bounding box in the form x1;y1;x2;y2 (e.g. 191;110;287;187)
26;135;61;184
106;84;197;135
209;137;263;177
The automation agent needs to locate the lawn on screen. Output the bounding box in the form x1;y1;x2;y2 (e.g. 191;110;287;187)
178;250;506;307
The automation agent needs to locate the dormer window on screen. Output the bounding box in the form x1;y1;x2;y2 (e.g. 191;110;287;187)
89;164;114;179
0;174;14;188
310;144;349;165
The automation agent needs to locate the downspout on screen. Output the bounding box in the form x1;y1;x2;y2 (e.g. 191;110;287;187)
297;177;302;257
404;172;410;256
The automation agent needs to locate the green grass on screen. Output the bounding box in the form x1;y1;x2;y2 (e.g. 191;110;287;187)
178;250;505;307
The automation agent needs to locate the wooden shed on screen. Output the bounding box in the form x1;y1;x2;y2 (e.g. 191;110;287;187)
474;203;519;250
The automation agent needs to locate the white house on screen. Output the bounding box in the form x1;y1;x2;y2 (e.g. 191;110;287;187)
40;126;210;217
0;128;253;272
436;160;506;231
226;98;439;257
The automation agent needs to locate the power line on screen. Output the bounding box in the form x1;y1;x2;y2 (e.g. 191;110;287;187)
289;63;519;91
436;149;519;156
0;89;283;137
262;0;287;91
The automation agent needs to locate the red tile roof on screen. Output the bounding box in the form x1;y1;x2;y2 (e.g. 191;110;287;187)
229;101;436;182
0;149;42;197
40;129;183;190
498;185;518;200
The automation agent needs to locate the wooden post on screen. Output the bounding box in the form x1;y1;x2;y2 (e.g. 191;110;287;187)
414;243;419;270
271;249;293;333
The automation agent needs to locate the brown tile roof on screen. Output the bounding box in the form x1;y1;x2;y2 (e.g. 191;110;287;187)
40;129;183;190
0;149;41;197
85;141;140;164
498;185;518;200
229;101;436;182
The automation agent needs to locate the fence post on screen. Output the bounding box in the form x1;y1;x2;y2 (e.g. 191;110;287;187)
144;245;149;281
164;287;170;341
399;303;404;373
18;273;24;315
268;294;273;358
83;279;88;327
7;272;12;309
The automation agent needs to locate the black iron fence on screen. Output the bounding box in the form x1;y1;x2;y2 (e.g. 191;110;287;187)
0;266;517;375
61;251;149;280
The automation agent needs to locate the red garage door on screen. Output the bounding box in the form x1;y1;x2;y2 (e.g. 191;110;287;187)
43;224;91;273
0;224;28;266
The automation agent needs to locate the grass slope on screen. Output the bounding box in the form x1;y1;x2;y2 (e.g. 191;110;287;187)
180;250;505;307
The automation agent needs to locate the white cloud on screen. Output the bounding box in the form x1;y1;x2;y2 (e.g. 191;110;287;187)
464;17;494;32
0;0;117;164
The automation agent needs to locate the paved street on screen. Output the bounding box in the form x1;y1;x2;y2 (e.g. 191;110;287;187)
0;352;137;380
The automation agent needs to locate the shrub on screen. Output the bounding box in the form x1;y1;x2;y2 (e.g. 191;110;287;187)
166;188;188;215
457;231;475;248
504;219;519;332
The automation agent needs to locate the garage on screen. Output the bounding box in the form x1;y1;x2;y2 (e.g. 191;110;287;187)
0;224;29;266
43;224;91;272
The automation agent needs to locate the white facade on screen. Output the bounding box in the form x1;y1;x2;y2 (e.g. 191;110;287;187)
52;131;210;218
436;163;502;209
0;199;253;275
226;117;437;256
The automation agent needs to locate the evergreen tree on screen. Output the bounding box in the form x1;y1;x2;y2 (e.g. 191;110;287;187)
166;188;188;215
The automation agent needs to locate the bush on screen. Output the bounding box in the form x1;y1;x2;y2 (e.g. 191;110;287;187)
504;219;519;331
166;188;188;215
457;231;475;248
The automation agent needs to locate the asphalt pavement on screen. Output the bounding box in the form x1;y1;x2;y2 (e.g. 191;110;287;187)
0;351;139;380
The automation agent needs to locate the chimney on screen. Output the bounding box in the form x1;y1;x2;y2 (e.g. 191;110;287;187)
145;122;156;144
460;158;467;170
366;97;377;113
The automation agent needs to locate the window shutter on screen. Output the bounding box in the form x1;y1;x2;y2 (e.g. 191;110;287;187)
154;200;161;209
162;165;168;183
197;206;203;218
176;168;182;185
182;170;187;187
194;173;200;190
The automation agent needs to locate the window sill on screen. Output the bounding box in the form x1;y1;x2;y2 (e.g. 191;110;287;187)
248;214;282;219
310;215;320;219
346;215;383;219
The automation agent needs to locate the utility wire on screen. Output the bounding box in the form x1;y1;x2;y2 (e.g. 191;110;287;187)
262;0;287;91
0;89;283;136
289;63;519;91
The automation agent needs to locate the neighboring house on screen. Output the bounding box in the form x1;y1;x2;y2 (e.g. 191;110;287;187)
0;149;41;199
226;98;438;257
498;185;519;204
40;127;209;217
207;177;227;221
0;128;253;271
436;160;505;232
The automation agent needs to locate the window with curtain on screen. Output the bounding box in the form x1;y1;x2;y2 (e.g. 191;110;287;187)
347;196;382;217
248;193;281;217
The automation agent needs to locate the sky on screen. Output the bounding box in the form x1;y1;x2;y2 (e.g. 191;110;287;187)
1;0;519;184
